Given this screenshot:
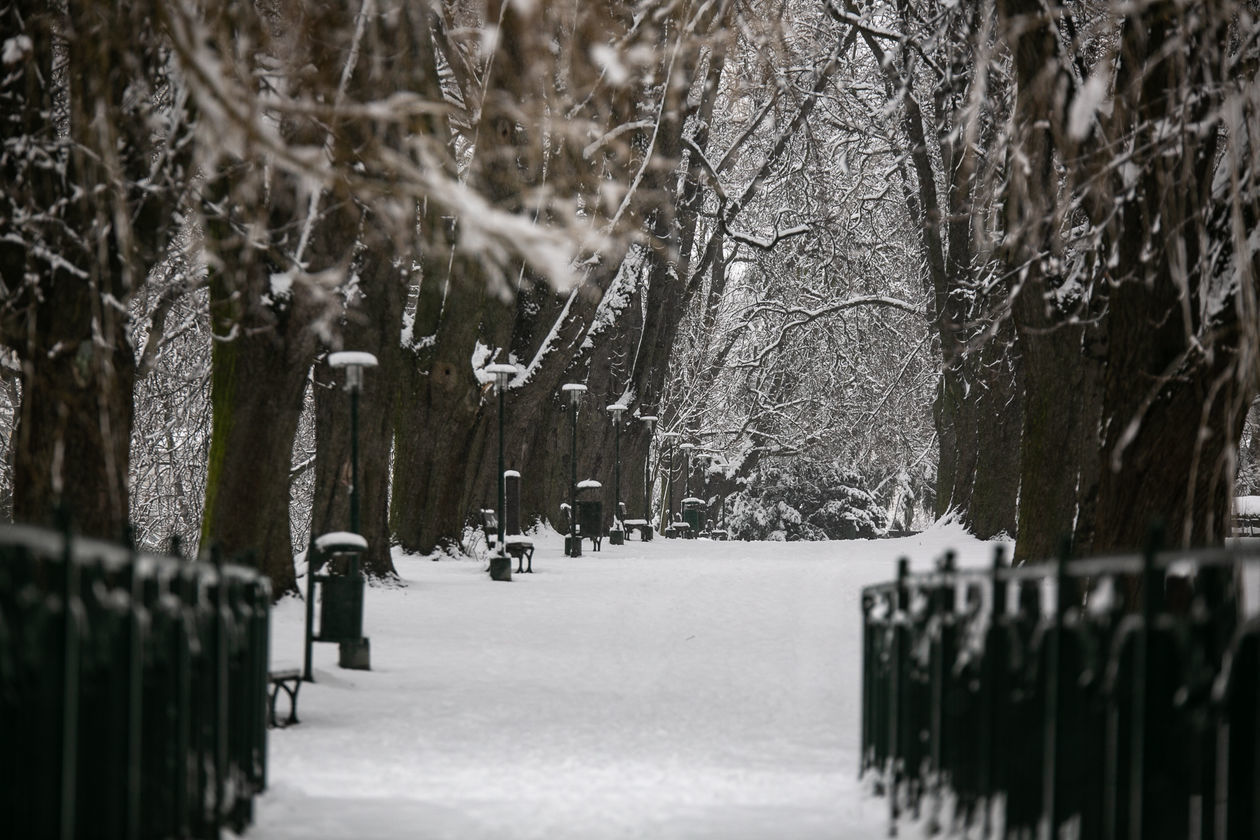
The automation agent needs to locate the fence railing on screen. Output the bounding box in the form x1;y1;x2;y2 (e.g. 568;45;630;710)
0;523;271;839
860;539;1260;839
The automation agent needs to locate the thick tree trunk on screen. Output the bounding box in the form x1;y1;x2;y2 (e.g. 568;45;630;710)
13;336;135;540
934;335;1021;539
966;346;1023;539
390;255;496;554
201;278;320;594
1093;285;1253;552
1011;281;1106;563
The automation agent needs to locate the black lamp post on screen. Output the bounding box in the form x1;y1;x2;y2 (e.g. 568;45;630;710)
562;383;586;557
607;403;627;545
327;350;377;670
679;442;695;499
639;415;657;523
660;430;679;534
487;363;517;581
679;441;696;538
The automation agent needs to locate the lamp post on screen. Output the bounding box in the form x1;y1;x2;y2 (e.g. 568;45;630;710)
679;442;695;499
639;415;657;532
327;350;377;670
562;383;587;557
487;363;517;581
660;431;679;534
607;403;627;545
679;441;696;538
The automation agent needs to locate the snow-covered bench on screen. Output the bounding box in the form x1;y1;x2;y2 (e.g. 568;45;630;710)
480;508;499;550
664;518;691;539
506;534;535;573
623;518;653;541
699;520;729;540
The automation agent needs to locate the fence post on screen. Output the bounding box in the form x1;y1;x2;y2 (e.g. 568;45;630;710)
56;511;80;840
304;535;318;683
123;542;144;840
1128;528;1161;840
980;544;1006;837
928;551;956;834
1042;542;1070;838
861;591;872;780
889;556;909;837
210;545;228;832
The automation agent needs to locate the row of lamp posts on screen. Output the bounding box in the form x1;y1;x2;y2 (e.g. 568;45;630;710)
306;353;708;675
323;356;700;597
490;372;686;564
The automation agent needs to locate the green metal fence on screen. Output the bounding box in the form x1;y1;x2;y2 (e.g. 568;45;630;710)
0;523;271;839
860;540;1260;839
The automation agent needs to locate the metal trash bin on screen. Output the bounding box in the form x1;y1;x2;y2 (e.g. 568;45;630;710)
681;498;704;539
577;479;604;551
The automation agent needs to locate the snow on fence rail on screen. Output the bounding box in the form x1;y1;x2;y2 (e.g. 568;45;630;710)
860;540;1260;839
0;523;272;839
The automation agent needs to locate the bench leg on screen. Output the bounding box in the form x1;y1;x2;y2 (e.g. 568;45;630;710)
269;681;301;727
285;681;300;725
268;686;280;728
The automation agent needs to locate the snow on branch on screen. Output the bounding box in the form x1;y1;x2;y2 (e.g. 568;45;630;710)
731;295;923;371
725;222;814;250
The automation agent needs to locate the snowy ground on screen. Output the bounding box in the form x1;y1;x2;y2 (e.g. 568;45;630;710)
253;523;1005;840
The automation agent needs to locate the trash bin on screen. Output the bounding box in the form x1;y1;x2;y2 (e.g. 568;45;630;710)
577;479;604;551
681;498;704;539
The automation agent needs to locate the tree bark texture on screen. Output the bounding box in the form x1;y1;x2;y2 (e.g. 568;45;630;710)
1093;285;1254;551
201;294;317;593
12;332;136;540
1010;287;1105;563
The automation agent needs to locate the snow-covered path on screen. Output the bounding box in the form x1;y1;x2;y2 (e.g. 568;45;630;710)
254;524;999;839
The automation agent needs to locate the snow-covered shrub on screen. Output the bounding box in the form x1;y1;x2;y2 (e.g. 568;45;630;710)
725;461;887;541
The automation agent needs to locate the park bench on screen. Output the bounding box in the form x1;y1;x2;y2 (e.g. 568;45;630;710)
505;535;535;573
664;515;691;539
699;519;729;540
267;668;302;727
616;501;653;541
480;508;500;551
623;518;653;540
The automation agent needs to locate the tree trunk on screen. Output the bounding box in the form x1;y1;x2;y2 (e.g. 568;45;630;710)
13;335;135;540
390;254;496;554
201;275;320;594
965;338;1023;539
1093;284;1253;552
934;334;1021;539
1011;280;1106;563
